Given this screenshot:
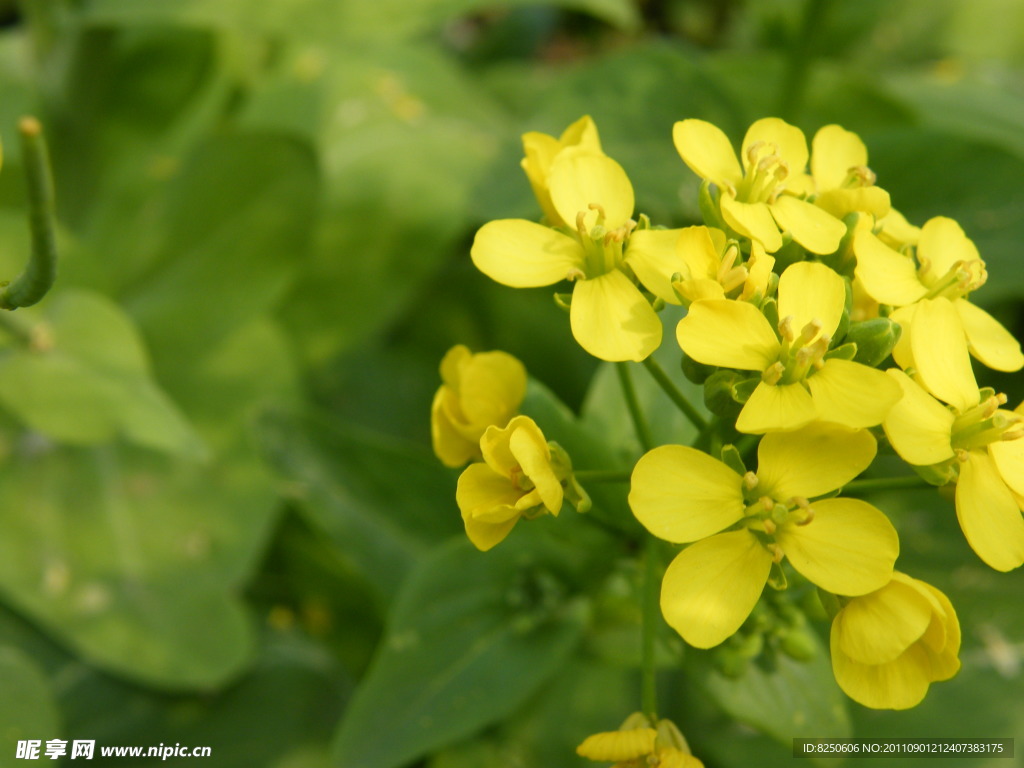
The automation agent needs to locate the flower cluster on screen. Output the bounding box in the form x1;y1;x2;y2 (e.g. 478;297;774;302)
433;113;1023;734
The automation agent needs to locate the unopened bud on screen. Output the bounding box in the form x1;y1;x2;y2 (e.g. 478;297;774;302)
845;317;902;367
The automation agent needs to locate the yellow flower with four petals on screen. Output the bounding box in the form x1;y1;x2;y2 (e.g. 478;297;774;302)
830;572;961;710
629;423;899;648
676;261;901;433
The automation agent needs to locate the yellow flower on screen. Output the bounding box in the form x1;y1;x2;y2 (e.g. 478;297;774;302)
882;305;1024;571
577;714;704;768
456;415;587;551
673;117;846;254
854;216;1024;373
521;115;602;227
676;261;901;433
806;124;891;221
430;345;526;467
830;572;961;710
629;423;898;648
472;147;682;361
670;225;775;305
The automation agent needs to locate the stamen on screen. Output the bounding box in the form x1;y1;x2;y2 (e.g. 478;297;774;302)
717;244;740;283
762;362;786;385
778;315;796;342
763;519;777;535
721;266;748;293
761;496;775;512
798;318;823;345
587;202;606;224
743;471;759;491
1002;429;1024;442
565;268;585;282
575;211;588;238
746;141;765;166
768;543;785;564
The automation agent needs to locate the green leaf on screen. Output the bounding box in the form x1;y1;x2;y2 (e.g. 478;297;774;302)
256;409;461;606
122;133;319;361
0;290;202;456
333;538;587;768
0;647;60;767
0;315;298;689
686;633;851;757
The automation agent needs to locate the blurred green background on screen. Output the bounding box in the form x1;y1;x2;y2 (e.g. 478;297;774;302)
0;0;1022;766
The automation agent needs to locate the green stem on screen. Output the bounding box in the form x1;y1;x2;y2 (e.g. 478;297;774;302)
641;536;660;721
777;0;831;122
574;469;632;484
641;356;708;432
1;117;59;310
843;476;931;495
617;362;654;452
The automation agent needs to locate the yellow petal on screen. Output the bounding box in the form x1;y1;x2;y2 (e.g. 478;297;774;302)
676;225;720;281
954;299;1024;372
916;580;962;681
955;450;1024;572
676;300;780;371
456;350;527;428
911;298;978;412
549;148;634;231
471;219;584;287
509;421;562;513
769;196;846;255
736;381;816;434
888;303;916;371
431;388;477;467
740;242;775;301
672;119;742;187
777;498;898;595
777;261;846;341
742;117;808;173
629;445;745;543
676;278;726;304
571;270;662;362
834;576;932;665
756;423;877;500
720;195;782;252
806;359;903;429
577;728;656;761
811;124;868;191
877;207;921;248
990;438;1024;497
456;463;521;551
918;216;979;279
882;369;955;466
521;131;564;225
660;530;772;649
815;187;891;220
830;628;934;710
852;228;926;306
558;114;602;151
625;228;688;304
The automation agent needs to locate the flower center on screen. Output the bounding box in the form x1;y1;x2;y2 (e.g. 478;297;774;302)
740;480;815;555
571;203;636;279
841;165;877;189
731;140;790;204
761;315;830;386
951;391;1024;452
918;257;987;300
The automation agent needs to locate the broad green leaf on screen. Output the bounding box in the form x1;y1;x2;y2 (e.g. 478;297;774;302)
0;290;202;457
121;133;318;361
686;633;851;758
256;409;460;606
332;538;587;768
0;314;297;689
0;647;60;768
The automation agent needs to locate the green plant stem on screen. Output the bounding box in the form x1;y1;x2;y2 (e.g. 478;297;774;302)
617;362;654;452
574;469;632;484
641;356;708;432
778;0;831;121
1;117;58;310
843;476;932;495
641;536;660;721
